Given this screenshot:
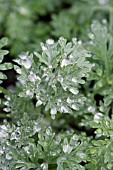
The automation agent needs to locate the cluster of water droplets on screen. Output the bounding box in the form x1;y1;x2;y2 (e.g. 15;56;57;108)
50;108;57;119
87;104;103;123
3;95;11;113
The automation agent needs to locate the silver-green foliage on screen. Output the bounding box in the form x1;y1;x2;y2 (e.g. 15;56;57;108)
0;38;12;84
1;22;113;170
14;37;93;119
0;113;88;170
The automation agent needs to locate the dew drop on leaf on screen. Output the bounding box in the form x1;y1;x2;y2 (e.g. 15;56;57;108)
61;106;69;113
51;108;57;115
63;144;73;154
6;152;12;160
46;126;52;136
41;163;48;170
36;100;42;107
69;87;79;95
88;106;95;113
67;97;73;104
72;104;78;110
72;77;78;83
94;112;103;123
46;39;54;45
22;58;32;69
26;90;33;97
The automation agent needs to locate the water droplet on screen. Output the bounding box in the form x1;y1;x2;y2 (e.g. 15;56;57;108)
94;112;103;123
69;54;73;59
69;88;79;95
41;163;48;170
61;59;72;67
57;99;62;103
72;37;77;43
4;101;9;106
3;107;10;112
6;96;11;101
50;151;57;156
57;75;63;82
46;126;52;136
72;104;78;110
36;100;42;107
26;90;33;97
24;146;30;154
61;106;69;113
78;99;81;103
78;40;82;44
63;144;73;154
11;131;20;140
6;152;12;160
0;149;3;155
46;39;54;45
72;134;79;141
51;108;57;115
67;98;73;104
88;106;95;113
92;63;95;67
33;124;41;133
102;19;107;24
28;72;37;83
72;77;78;83
42;45;47;51
22;58;32;69
48;65;52;69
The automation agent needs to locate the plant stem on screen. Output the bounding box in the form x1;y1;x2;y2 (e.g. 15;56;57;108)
0;86;9;95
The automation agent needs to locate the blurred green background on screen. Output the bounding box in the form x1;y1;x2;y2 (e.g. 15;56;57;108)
0;0;113;57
